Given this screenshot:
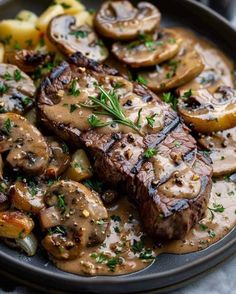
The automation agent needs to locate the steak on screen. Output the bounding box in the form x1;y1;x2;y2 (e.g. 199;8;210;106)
37;52;212;240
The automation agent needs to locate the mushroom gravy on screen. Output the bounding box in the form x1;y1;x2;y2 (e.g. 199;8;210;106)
55;178;236;275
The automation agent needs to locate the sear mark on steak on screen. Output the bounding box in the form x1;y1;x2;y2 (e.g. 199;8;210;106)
37;52;212;240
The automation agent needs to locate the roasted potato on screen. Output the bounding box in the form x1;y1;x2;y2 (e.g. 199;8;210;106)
65;149;93;182
0;211;34;239
16;10;38;24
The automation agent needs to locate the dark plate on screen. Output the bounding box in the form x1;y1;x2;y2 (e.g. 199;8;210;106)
0;0;235;293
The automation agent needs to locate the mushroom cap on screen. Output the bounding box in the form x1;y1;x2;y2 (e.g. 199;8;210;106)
5;50;52;74
48;14;108;62
112;29;181;68
178;86;236;133
198;127;236;177
0;113;50;175
45;136;71;179
41;180;108;260
10;179;46;214
0;63;35;114
94;1;161;40
138;42;204;93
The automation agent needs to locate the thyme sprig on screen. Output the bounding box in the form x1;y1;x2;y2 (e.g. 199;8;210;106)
82;86;143;134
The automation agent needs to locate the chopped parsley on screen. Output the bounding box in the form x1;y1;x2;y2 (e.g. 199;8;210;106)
57;194;66;214
146;113;157;128
143;148;158;159
68;80;80;96
83;178;103;193
110;215;121;222
131;240;144;254
162;92;177;110
139;250;155;260
0;83;9;95
3;118;13;135
70;30;88;39
208;203;225;220
61;142;69;154
88;114;109;128
199;223;208;231
168;37;176;44
182;89;192;98
136;75;147;86
70;104;79;113
4;69;23;82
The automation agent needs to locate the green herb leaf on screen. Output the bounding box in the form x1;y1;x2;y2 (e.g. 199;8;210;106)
3;118;13;135
48;226;66;235
143;148;158;159
162;92;178;110
111;215;121;222
70;104;78;113
132;240;144;254
57;194;66;214
146;113;157;128
182;89;192;98
88;114;109;128
70;30;88;39
136;75;147;86
139;250;155;260
68;80;80;96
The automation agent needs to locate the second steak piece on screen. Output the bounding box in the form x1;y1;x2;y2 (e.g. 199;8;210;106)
37;52;212;240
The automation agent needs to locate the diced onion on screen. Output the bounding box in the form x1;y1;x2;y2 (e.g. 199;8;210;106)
16;233;38;256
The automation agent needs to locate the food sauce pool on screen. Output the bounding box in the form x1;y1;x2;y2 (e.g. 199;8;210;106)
55;179;236;276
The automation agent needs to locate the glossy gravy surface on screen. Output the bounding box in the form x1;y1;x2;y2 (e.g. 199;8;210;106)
55;179;236;275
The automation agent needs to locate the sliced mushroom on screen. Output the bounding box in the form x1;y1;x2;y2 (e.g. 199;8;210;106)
5;50;53;74
48;15;108;62
0;210;34;239
0;113;49;175
178;86;236;133
40;180;108;260
45;137;70;179
10;178;46;214
199;127;236;176
175;27;234;94
112;29;181;68
138;42;204;93
94;1;161;40
0;64;35;114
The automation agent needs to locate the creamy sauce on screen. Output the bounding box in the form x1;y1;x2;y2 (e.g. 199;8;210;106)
54;178;236;275
42;73;167;134
176;27;234;93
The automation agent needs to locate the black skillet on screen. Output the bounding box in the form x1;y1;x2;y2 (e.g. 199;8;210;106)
0;0;235;293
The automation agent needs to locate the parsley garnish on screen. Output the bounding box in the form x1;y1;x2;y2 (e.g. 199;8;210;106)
146;113;157;128
70;30;88;39
70;104;78;113
68;80;80;96
132;240;144;254
162;92;178;110
136;75;147;86
208;203;225;220
182;89;192;98
3;118;13;135
143;148;158;158
88;114;109;128
110;215;121;222
57;194;66;214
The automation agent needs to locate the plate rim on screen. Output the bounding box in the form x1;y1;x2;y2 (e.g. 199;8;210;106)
0;0;235;292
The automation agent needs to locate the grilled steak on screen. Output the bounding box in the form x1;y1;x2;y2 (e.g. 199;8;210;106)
37;52;212;240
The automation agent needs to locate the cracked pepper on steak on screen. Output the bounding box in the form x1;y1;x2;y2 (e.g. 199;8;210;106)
37;52;212;240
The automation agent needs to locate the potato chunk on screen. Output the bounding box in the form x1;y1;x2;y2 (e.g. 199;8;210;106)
16;10;38;24
55;0;85;14
0;211;34;239
36;4;64;33
0;20;39;49
66;149;92;182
